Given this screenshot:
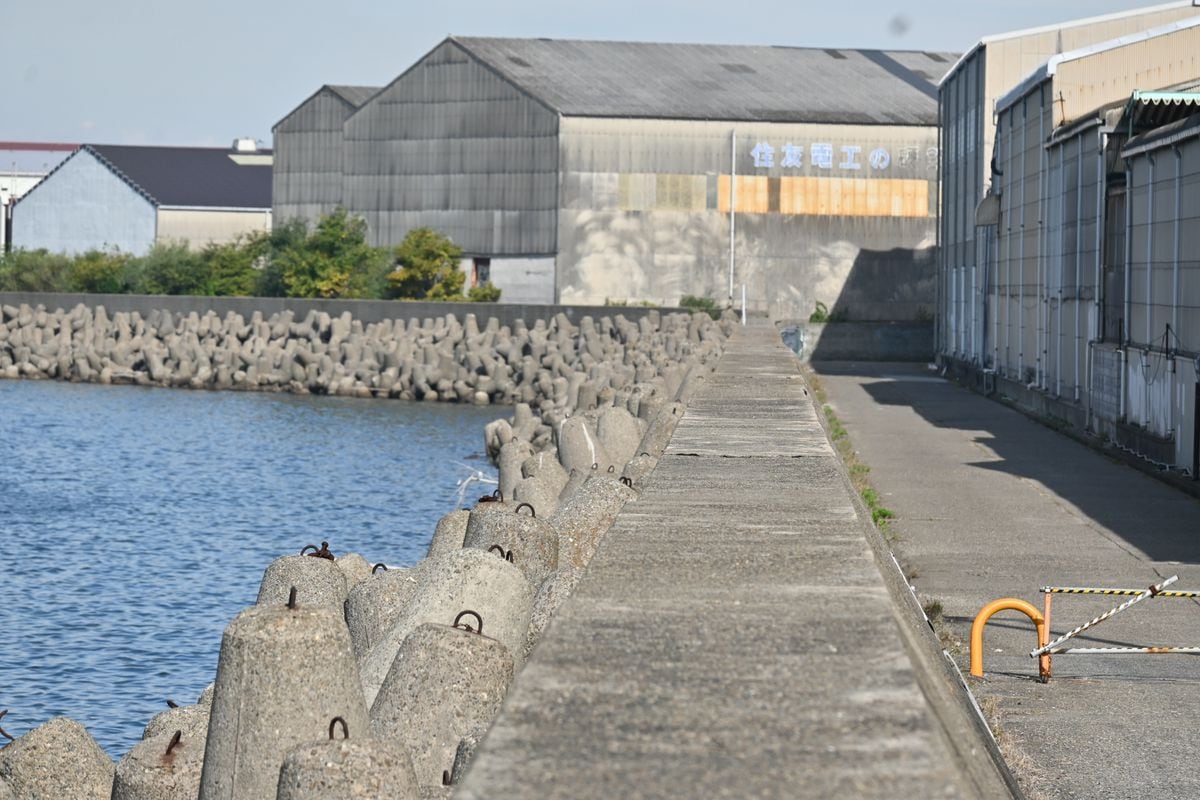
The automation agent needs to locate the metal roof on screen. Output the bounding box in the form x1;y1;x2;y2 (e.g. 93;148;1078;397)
327;85;379;108
939;0;1200;87
995;16;1200;115
1123;111;1200;156
86;144;273;209
452;37;957;126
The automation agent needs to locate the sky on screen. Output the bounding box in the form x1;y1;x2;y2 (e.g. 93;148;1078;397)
5;0;1190;148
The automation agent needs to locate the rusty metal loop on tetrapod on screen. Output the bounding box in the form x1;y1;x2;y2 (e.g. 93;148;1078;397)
515;502;536;518
607;465;616;473
479;488;504;503
619;477;633;488
165;730;182;757
372;562;389;574
301;541;335;561
452;609;484;635
487;545;515;563
286;586;298;610
165;698;179;709
0;709;14;744
328;716;349;741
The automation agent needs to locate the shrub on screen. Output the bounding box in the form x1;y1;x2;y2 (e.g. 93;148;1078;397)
0;249;74;292
387;227;465;300
128;241;208;295
204;238;261;297
278;208;389;298
70;249;129;294
680;294;720;320
467;282;502;302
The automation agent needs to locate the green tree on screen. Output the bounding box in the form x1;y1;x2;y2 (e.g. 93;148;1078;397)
127;241;209;295
252;219;307;297
0;249;74;292
467;282;502;302
387;227;465;300
277;208;388;298
204;238;261;296
70;249;130;294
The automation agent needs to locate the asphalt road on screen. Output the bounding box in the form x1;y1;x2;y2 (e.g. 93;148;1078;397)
813;361;1200;800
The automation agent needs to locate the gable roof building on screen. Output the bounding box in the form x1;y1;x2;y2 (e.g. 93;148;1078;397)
12;142;273;255
273;85;378;226
277;36;956;314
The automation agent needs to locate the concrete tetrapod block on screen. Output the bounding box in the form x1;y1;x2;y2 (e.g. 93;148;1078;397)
524;566;586;660
448;728;488;787
346;566;422;663
556;416;612;474
370;623;514;789
596;405;642;467
276;729;419;800
496;439;534;501
635;400;686;457
198;603;369;800
359;549;532;708
197;683;214;706
0;716;114;800
255;554;348;611
620;452;658;484
462;504;558;589
424;510;470;559
520;450;568;495
335;553;374;590
550;475;637;570
511;474;561;520
0;777;12;800
112;727;205;800
143;704;209;741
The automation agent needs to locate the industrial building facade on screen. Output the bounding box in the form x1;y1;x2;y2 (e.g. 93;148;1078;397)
13;143;273;255
274;37;956;317
938;7;1200;475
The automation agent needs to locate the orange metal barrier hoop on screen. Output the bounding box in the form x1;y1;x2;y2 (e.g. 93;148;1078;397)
970;598;1050;682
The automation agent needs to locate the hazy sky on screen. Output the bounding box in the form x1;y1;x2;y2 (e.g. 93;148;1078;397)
5;1;1188;147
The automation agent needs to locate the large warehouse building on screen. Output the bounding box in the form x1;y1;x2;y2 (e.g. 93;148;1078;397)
274;37;957;316
938;5;1200;475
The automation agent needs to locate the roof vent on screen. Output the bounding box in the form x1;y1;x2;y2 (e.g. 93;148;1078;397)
232;137;258;152
719;63;756;74
508;56;532;68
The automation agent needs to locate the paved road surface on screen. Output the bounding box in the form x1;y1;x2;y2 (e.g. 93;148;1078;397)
814;361;1200;800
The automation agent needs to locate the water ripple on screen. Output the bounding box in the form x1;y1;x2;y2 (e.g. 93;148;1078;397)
0;380;501;757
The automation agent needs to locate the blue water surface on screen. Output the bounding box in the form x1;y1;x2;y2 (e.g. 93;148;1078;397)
0;379;501;757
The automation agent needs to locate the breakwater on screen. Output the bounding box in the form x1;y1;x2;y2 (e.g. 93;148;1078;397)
0;303;733;798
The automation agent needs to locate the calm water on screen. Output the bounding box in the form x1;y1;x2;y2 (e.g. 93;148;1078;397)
0;380;501;757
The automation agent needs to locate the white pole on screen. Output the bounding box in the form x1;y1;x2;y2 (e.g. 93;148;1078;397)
729;130;736;306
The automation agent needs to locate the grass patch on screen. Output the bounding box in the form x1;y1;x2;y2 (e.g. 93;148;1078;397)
810;379;897;537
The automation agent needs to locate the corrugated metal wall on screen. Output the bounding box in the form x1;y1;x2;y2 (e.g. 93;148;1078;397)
12;150;156;254
1123;132;1200;456
936;3;1200;361
273;89;359;227
557;117;939;320
992;85;1053;382
1043;125;1103;401
939;48;986;362
342;41;559;255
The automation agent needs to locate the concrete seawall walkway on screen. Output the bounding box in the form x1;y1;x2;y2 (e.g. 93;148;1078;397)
459;325;1009;799
813;362;1200;799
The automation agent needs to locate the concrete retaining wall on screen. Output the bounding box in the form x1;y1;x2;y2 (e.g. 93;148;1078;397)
778;321;934;363
0;292;683;333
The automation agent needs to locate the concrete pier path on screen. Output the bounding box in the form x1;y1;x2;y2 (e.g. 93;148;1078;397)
460;324;1010;799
